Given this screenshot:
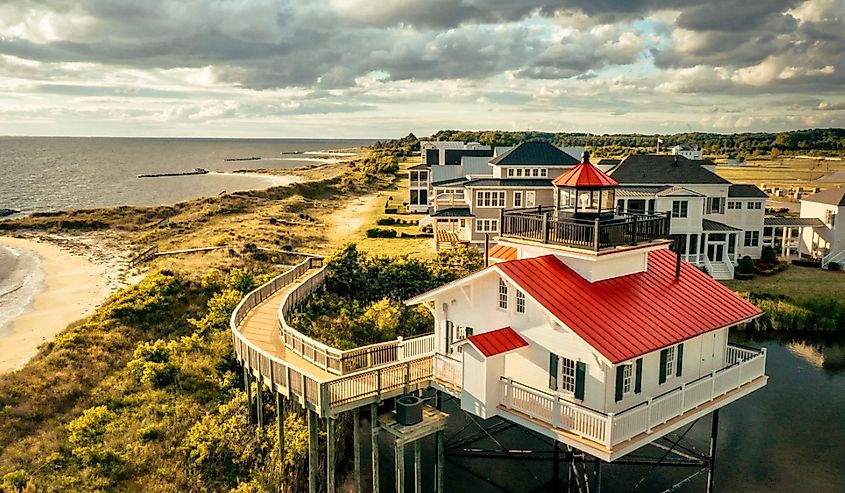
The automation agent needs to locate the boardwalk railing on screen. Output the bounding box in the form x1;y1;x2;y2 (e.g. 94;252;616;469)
326;356;433;413
231;256;327;413
500;344;767;448
278;265;436;376
433;353;463;391
500;207;670;251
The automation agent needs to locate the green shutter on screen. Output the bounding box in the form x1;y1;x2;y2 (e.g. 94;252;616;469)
659;349;668;384
575;362;586;400
548;353;558;391
465;327;474;336
615;366;624;402
635;358;643;394
676;344;684;377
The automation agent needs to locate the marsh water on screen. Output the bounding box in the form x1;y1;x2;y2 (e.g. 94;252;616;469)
370;334;845;492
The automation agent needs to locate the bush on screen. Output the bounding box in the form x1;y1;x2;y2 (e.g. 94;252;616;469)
735;272;755;280
421;225;433;233
376;217;396;226
792;259;821;268
384;208;398;214
366;228;397;238
399;232;433;239
737;256;755;275
761;246;778;265
829;262;842;271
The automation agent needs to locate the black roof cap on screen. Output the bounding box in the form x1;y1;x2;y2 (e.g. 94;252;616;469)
609;154;730;185
464;178;554;188
489;141;580;166
728;184;767;198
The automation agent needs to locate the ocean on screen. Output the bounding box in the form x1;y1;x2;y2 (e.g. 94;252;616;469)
0;136;373;339
0;136;374;215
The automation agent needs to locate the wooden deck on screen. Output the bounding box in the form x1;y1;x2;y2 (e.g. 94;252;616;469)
238;269;335;383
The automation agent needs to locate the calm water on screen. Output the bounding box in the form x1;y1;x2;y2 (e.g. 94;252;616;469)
0;137;373;215
371;334;845;492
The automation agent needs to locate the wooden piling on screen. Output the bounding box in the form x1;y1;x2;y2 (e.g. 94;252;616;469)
256;380;264;427
353;408;362;493
706;409;720;493
327;418;336;493
276;393;285;458
395;440;405;493
371;403;380;493
308;409;318;493
244;368;253;424
436;430;445;493
414;440;422;493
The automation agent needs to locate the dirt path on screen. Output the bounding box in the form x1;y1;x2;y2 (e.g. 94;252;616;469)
329;192;384;242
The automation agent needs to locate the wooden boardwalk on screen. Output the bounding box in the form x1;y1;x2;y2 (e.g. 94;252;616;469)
237;269;334;384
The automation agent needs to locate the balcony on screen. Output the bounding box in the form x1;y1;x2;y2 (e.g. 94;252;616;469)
434;192;466;207
501;206;670;251
498;344;766;459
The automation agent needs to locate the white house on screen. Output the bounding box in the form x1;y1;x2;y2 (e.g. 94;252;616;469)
406;161;768;462
671;143;702;160
800;186;845;268
409;142;495;213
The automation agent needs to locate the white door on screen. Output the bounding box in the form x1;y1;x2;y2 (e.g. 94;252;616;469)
525;191;536;208
700;332;717;374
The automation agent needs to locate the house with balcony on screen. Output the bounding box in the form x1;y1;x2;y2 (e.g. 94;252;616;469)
406;161;768;462
799;186;845;267
429;141;580;249
607;155;766;279
409;142;495;213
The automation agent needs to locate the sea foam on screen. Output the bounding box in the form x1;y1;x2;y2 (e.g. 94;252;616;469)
0;245;44;337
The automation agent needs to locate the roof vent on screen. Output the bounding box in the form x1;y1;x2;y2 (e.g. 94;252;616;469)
581;150;591;164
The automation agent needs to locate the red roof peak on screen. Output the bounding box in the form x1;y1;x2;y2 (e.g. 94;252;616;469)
467;326;528;357
553;162;619;188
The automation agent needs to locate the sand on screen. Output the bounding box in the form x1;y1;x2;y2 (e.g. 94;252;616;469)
0;236;115;373
330;192;384;241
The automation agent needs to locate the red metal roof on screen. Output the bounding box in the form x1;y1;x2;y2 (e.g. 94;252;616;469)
468;326;529;357
496;250;762;364
488;244;518;261
552;162;619;188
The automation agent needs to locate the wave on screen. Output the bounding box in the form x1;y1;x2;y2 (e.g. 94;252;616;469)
0;245;44;337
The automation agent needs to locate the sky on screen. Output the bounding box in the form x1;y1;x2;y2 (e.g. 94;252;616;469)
1;0;844;138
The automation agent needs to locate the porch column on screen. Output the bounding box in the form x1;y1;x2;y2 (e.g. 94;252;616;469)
781;227;789;257
796;227;804;258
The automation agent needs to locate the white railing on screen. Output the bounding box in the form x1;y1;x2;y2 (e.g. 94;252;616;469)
725;257;735;279
434;353;463;390
702;255;714;276
278;265;436;375
822;248;845;269
435;192;466;205
499;345;767;448
326;356;433;410
230;257;327;413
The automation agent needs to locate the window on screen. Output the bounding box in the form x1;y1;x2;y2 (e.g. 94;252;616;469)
689;235;698;256
525;191;536;207
516;168;523;177
560;357;576;394
825;210;836;227
664;346;676;378
516;290;525;314
672;200;689;218
476;190;506;208
507;169;514;177
744;230;760;247
410;189;419;205
747;201;762;210
532;168;540;177
707;197;724;214
540;169;548;177
616;199;625;214
475;219;499;233
621;363;633;395
513;191;523;208
498;278;508;310
660;344;683;384
727;201;742;210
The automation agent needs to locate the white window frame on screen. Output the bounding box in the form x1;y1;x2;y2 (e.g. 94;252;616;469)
560;357;576;394
498;278;508;310
540;168;548;177
621;363;633;396
516;290;525;314
665;346;676;379
475;219;499;233
476;190;506;208
672;200;688;218
727;201;741;210
513;191;523;208
525;191;536;208
744;230;760;247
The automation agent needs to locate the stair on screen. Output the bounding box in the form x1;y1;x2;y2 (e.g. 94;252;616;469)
708;261;732;280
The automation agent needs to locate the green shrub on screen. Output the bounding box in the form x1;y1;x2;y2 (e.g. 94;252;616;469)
761;246;778;265
829;262;842;271
735;272;755;280
376;217;396;226
384;208;398;214
792;259;821;268
366;228;397;238
737;256;755;275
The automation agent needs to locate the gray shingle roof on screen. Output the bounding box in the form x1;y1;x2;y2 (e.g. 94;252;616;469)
729;184;767;198
609;154;730;185
431;177;469;187
464;178;554;188
431;207;473;217
408;163;429;171
702;219;741;232
764;217;825;227
802;186;845;206
489;141;580;166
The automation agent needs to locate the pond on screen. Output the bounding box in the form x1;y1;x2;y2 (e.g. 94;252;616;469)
372;334;845;492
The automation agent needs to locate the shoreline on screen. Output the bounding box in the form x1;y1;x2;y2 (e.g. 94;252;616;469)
0;235;122;373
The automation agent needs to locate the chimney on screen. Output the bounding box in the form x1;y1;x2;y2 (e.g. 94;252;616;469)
581;150;591;164
675;246;682;279
673;155;679;166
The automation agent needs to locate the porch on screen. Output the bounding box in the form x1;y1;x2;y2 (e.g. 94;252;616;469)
495;344;767;462
763;217;825;259
500;206;671;251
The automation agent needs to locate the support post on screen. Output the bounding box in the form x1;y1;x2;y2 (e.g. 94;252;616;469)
395;440;405;493
706;410;720;493
307;410;318;493
436;430;445;493
553;441;560;485
371;403;380;493
327;418;336;493
594;457;602;493
256;379;264;428
353;408;362;493
276;392;285;458
414;440;422;493
244;368;254;424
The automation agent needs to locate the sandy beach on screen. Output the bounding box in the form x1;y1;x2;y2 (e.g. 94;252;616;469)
0;236;116;373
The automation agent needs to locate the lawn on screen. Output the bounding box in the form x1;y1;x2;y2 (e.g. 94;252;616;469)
722;265;845;302
715;157;845;188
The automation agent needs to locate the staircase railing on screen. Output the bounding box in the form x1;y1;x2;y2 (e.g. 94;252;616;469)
822;248;845;269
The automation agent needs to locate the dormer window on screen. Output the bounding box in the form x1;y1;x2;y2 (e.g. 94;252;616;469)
516;290;525;314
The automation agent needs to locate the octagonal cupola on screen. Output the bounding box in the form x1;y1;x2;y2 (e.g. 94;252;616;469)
552;151;619;220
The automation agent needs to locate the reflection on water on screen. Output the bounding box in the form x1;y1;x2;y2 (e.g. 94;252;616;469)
385;334;845;492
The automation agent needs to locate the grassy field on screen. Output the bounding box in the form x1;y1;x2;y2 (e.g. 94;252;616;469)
722;265;845;302
715;156;845;189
